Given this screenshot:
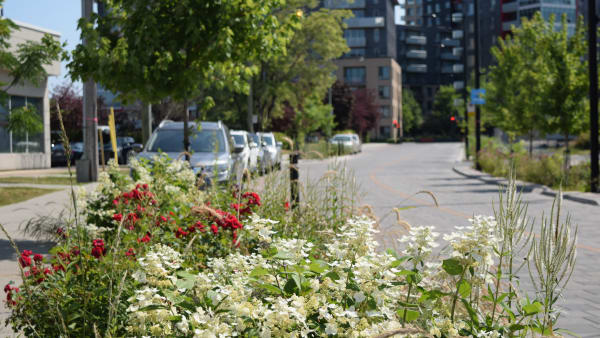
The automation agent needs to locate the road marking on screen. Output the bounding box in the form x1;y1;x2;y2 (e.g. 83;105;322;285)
368;159;600;254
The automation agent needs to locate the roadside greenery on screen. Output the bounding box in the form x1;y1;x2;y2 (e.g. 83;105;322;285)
0;187;59;207
1;151;580;336
478;137;590;191
485;12;588;165
402;89;423;135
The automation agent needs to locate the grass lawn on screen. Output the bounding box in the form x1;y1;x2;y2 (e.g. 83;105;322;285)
0;187;60;206
0;176;80;185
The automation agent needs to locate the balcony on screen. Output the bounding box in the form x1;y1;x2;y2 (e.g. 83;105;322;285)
452;12;463;23
502;20;518;31
406;35;427;45
324;0;365;9
406;50;427;59
346;37;366;47
406;64;427;73
453;47;463;56
441;65;453;74
452;30;463;39
502;2;518;13
453;81;465;90
441;38;460;47
453;64;464;73
345;17;385;28
441;52;460;60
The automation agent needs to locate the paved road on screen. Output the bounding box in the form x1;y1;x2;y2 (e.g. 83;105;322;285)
298;142;600;337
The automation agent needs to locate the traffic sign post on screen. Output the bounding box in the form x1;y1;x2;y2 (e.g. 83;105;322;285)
470;88;486;105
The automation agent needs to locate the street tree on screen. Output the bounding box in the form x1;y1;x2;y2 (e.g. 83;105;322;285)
424;85;460;137
50;82;83;141
249;1;350;131
402;88;423;135
0;1;63;146
330;80;354;131
351;88;379;139
69;0;296;160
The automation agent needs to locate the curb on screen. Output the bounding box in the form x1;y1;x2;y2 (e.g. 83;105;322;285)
452;164;600;206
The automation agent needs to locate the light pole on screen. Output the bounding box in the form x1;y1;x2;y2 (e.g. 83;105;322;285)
589;0;599;192
474;0;482;170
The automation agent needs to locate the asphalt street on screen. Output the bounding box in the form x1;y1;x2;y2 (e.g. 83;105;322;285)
299;142;600;337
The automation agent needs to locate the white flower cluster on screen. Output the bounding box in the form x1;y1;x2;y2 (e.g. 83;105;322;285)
443;215;499;267
398;226;440;262
244;214;278;243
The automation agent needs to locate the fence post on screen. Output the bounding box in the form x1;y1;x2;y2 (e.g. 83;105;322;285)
290;151;300;209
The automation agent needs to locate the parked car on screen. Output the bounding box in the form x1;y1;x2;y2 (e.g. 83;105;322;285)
249;132;266;174
258;132;282;171
51;143;69;166
103;137;141;164
351;134;362;153
330;134;357;154
136;120;235;185
230;130;254;177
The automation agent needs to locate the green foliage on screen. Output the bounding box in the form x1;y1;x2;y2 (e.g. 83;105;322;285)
6;104;43;137
402;88;423;134
421;85;460;138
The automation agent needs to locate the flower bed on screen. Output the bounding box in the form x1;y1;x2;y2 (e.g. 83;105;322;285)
2;156;577;337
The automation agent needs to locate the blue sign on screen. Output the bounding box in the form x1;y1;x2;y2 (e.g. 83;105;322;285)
471;88;486;105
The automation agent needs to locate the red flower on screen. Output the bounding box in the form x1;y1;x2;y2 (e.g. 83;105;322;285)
91;239;106;259
210;224;219;235
53;264;65;272
4;284;11;293
284;201;290;211
125;248;135;257
113;199;119;206
70;247;80;256
175;227;189;238
169;211;176;217
242;192;261;206
138;232;151;243
214;210;243;230
43;268;52;276
19;253;32;268
195;221;206;232
22;250;33;257
113;213;123;222
33;254;43;263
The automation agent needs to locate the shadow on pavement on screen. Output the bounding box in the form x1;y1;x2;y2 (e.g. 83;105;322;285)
0;239;55;261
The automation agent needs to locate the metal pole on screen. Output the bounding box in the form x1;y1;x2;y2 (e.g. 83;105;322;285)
247;77;254;133
142;103;152;145
589;0;599;192
462;5;469;160
77;0;98;182
474;0;482;170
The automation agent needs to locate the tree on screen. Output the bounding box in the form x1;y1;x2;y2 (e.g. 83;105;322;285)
330;80;354;131
50;82;83;141
0;0;63;146
69;0;296;160
249;1;350;131
402;89;423;135
422;85;460;137
351;88;379;139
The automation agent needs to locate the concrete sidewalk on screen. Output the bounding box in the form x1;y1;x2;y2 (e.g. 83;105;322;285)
0;183;97;336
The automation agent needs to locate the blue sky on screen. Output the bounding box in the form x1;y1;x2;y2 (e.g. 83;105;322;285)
4;0;81;91
3;1;404;93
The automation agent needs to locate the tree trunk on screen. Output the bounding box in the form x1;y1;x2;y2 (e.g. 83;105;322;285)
564;132;570;185
183;99;190;162
247;78;254;133
529;130;533;158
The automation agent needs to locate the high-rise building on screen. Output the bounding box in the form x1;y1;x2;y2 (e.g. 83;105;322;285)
501;0;577;36
324;0;403;140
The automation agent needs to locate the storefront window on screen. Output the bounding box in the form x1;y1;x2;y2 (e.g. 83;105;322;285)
1;95;44;153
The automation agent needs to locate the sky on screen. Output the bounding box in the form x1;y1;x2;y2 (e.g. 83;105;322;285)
2;1;404;93
4;0;81;91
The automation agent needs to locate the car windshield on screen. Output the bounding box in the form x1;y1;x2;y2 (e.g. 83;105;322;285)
262;135;274;146
149;129;226;153
333;135;352;141
232;134;246;146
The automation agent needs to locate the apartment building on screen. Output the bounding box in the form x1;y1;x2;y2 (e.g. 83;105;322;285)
0;20;61;170
324;0;402;140
501;0;577;36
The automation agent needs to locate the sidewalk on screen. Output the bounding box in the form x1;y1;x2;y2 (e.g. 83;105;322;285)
453;160;600;206
0;182;97;336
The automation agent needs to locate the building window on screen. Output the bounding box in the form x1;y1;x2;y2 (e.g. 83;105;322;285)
379;126;391;138
345;48;366;58
0;95;44;153
374;29;380;42
344;67;366;84
352;9;365;17
379;105;391;118
378;85;390;99
378;66;390;80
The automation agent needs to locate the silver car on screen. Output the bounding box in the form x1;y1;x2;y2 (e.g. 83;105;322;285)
258;132;282;171
330;134;357;154
137;121;234;184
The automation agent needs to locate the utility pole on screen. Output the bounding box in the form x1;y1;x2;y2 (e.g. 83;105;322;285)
589;0;599;192
142;103;152;145
461;4;469;160
77;0;98;182
474;0;482;170
247;78;254;133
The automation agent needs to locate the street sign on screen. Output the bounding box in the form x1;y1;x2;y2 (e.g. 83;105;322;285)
467;104;475;114
470;88;486;105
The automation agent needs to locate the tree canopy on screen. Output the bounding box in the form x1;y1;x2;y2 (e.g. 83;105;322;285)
402;88;423;135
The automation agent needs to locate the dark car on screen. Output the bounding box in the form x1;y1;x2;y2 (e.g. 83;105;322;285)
103;137;141;164
51;143;69;166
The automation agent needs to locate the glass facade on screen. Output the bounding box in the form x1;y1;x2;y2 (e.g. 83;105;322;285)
0;95;44;153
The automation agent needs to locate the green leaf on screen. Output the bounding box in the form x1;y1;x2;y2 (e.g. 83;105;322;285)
523;302;543;316
325;271;340;281
256;283;282;295
442;258;463;275
419;289;446;302
309;260;327;274
458;280;471;298
397;309;420;322
396;269;416;276
461;298;480;326
249;267;270;278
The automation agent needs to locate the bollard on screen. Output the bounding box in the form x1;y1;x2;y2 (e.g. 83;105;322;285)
290;152;300;209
